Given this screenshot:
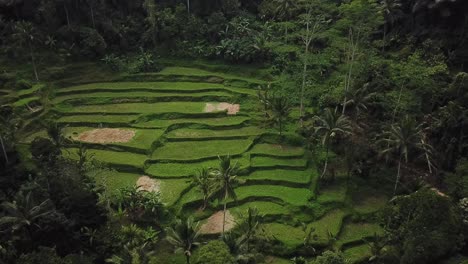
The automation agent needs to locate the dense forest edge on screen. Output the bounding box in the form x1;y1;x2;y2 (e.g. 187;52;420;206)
1;0;468;263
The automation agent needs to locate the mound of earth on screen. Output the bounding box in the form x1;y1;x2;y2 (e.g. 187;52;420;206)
204;102;240;115
136;176;160;193
199;210;236;234
76;128;135;143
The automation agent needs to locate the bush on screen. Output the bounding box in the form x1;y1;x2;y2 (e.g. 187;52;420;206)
313;251;345;264
382;188;463;263
15;79;33;90
101;54;124;72
130;49;162;73
195;240;235;264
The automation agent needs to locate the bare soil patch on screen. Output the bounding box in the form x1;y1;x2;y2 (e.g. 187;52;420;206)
136;176;160;193
76;128;135;143
204;102;240;115
199;210;236;234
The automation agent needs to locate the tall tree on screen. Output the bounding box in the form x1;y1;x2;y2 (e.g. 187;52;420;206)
343;83;376;121
166;217;201;264
313;108;353;179
379;0;402;52
212;155;239;235
13;21;40;81
299;12;326;127
270;96;291;136
380;116;432;195
192;168;214;210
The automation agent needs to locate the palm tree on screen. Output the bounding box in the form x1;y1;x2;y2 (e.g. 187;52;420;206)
274;0;297;42
380;116;431;195
343;83;376;121
313;108;353;179
257;83;272;118
166;217;201;264
270;96;292;136
379;0;402;52
192;168;215;210
236;207;262;252
13;21;39;81
0;191;55;239
212;155;240;235
0;109;16;165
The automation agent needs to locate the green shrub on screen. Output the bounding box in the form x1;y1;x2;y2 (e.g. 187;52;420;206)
195;240;235;264
382;188;463;264
15;79;32;90
313;251;345;264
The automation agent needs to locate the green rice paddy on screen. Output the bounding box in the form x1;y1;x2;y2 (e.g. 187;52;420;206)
22;65;389;263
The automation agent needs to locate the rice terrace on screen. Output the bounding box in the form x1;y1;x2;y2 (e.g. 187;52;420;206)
2;1;467;264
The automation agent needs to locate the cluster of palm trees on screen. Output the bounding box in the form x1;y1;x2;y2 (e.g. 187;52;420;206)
257;84;292;135
191;155;240;235
310;84;434;195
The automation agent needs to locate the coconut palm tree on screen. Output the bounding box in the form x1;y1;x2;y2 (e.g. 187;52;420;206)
236;207;262;252
212;155;240;235
274;0;297;20
313;108;353;179
270;96;292;136
166;217;201;264
0;191;55;239
192;168;215;210
257;83;272;118
380;116;432;195
343;84;376;120
379;0;402;52
13;21;39;81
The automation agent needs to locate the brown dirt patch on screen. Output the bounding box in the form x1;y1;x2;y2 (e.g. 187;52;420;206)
204;102;240;115
76;128;135;143
136;176;160;193
199;210;236;234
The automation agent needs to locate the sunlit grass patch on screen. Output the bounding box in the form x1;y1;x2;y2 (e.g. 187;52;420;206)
242;169;313;184
251;156;308;168
151;139;253;160
64;148;147;168
343;244;372;264
57;102;208;114
167;127;264;139
338;222;383;245
135;116;250;128
234;185;312;206
230;201;289;217
159;178;192;206
250;143;305;157
57;114;139;125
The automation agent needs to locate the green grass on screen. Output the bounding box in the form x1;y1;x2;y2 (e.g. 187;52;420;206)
151;139;253;160
308;209;348;240
21;130;48;143
250;143;304;157
57;114;139;124
93;171;140;196
65;148;147;168
262;223;305;248
146;156;250;178
242;169;314;184
343;244;372;264
251;156;308;168
135;116;250;128
230;201;289;217
352;193;388;214
159;178;192;206
57;102;210;114
167;127;264;139
58;81;255;95
62;127;164;151
156;66;265;85
13;96;40;107
53;90;233;103
235;185;312;206
317;180;348;204
17;84;44;97
338;222;383;245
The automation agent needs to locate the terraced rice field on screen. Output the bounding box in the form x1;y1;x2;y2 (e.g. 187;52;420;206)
26;66;387;263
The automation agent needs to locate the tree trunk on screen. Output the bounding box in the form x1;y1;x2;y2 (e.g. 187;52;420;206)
28;41;39;81
393;155;402;196
279;119;283;136
321;144;329;179
202;195;207;210
64;4;71;28
382;23;387;53
185;254;190;264
0;135;8;164
222;185;228;235
187;0;190;14
90;4;96;29
342;29;359;115
300;52;308;128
